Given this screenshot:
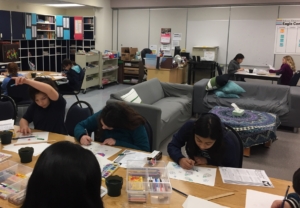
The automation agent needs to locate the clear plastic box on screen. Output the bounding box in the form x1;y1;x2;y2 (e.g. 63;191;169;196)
126;160;172;204
4;164;33;177
8;190;26;206
144;58;157;69
0;161;17;172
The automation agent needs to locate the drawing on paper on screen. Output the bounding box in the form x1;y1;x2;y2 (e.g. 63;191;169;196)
203;173;212;178
97;153;105;157
185;170;193;176
185;177;193;182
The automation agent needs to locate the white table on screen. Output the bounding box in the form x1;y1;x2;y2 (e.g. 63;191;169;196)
234;69;281;82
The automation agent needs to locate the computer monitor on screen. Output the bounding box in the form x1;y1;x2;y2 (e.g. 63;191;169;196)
174;46;181;57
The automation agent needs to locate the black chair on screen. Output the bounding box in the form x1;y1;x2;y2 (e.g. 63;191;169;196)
60;68;85;103
0;95;17;122
224;124;244;168
143;118;153;152
289;71;300;86
7;79;32;107
216;64;223;75
65;101;94;137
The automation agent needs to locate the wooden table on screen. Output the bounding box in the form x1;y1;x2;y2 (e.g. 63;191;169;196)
0;128;293;208
235;71;281;82
147;66;186;84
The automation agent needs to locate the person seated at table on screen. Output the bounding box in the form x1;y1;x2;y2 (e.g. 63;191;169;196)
21;141;104;208
1;62;23;95
269;55;295;85
57;59;84;92
167;113;239;170
14;76;68;135
271;168;300;208
228;53;245;75
74;102;150;152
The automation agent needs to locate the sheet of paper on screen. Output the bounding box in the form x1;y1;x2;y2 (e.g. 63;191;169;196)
150;45;157;54
245;189;283;208
101;186;107;198
113;149;150;168
167;162;217;186
3;143;51;156
183;195;228;208
161;44;171;51
163;50;172;56
82;142;121;159
219;167;274;187
49;73;62;76
95;154;113;171
15;132;49;144
172;40;180;49
268;64;275;70
173;33;182;41
0;119;14;131
52;75;66;80
204;51;215;61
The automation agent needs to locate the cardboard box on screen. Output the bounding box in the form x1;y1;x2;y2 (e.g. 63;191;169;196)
121;47;130;53
129;47;138;55
121;53;130;61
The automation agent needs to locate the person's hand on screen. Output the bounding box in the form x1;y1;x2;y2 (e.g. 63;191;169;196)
62;73;66;77
194;156;207;165
80;135;92;145
102;138;116;146
18;126;31;135
11;77;28;85
179;158;195;170
271;200;291;208
238;68;244;71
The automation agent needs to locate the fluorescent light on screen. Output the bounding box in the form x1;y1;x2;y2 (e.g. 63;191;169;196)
45;4;84;7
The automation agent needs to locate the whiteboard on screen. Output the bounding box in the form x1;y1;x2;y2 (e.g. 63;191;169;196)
186;7;230;64
227;6;278;66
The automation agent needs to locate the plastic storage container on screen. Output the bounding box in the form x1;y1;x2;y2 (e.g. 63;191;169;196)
126;160;172;204
144;58;156;69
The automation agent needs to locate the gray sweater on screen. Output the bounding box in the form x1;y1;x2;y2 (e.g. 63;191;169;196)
228;60;240;74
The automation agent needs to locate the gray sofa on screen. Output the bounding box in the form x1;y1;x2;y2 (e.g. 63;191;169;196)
107;78;193;150
193;79;300;129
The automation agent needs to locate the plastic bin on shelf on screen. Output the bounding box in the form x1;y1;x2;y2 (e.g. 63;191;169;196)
126;160;172;204
144;58;156;69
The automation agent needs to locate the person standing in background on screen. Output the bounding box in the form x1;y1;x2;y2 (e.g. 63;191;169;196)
1;62;23;95
269;55;295;85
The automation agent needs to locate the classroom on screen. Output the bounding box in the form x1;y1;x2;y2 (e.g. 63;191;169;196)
0;0;300;207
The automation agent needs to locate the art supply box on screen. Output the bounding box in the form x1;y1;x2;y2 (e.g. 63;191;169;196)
126;160;172;204
0;160;32;204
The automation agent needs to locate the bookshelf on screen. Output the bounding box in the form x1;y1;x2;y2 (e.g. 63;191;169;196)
122;61;144;85
36;14;56;40
101;52;118;88
83;16;95;40
69;40;95;61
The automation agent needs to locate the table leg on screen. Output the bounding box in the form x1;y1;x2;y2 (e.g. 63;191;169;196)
188;64;192;85
264;140;272;148
243;147;251;157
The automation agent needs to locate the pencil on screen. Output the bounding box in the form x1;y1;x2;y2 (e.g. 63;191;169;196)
14;140;56;146
204;192;235;201
172;187;188;197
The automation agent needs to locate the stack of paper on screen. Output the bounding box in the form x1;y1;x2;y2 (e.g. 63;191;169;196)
0;119;14;131
183;195;228;208
245;189;283;208
82;142;121;159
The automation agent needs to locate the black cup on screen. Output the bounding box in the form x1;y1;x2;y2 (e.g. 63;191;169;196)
18;147;34;163
249;69;253;73
105;175;123;197
0;131;13;145
31;73;36;78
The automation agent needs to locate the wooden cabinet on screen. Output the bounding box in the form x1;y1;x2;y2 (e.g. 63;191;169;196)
147;67;186;84
11;12;25;40
0;10;11;40
122;61;144;85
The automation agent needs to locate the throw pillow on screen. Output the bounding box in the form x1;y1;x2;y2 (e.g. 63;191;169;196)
219;81;246;94
215;90;240;98
206;74;230;91
120;89;142;103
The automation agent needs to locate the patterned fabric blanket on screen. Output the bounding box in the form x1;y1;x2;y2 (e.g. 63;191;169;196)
210;106;280;148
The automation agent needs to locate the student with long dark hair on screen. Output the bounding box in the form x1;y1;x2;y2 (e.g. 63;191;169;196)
14;76;67;135
58;59;84;91
167;113;239;169
1;62;23;95
74;102;150;152
22;141;104;208
228;53;245;75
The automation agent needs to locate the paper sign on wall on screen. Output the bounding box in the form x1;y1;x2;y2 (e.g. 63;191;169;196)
163;50;172;56
150;45;157;54
172;40;180;49
161;28;171;43
161;44;171;51
173;33;182;40
204;51;215;61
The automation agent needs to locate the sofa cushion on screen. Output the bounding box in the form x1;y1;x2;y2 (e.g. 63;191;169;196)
215;90;240;98
219;81;246;94
120;89;142;103
110;78;165;104
206;74;230;91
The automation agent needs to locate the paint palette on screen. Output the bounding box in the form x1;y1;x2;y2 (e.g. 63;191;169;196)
102;163;119;179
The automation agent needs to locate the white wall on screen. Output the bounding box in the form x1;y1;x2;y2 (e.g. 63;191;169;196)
65;8;94;16
0;0;65;14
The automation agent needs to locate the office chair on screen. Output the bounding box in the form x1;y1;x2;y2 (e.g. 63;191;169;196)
143;117;153;152
64;100;94;137
224;124;244;168
7;79;32;108
289;71;300;86
0;95;17;122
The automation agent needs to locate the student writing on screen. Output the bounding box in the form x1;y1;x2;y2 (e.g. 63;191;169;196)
167;113;240;170
1;62;23;95
228;53;245;75
271;168;300;208
269;55;295;85
21;141;104;208
74;102;150;152
15;77;68;135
